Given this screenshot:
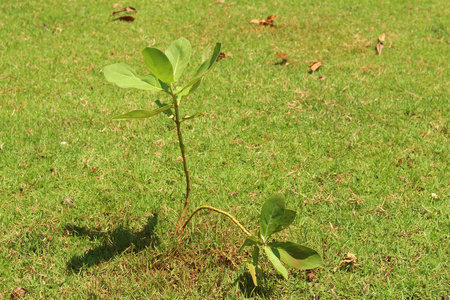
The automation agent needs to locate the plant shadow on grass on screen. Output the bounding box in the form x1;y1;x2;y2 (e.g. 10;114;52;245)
65;214;159;273
228;271;274;299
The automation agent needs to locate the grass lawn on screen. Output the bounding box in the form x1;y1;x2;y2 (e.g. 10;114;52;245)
1;0;449;298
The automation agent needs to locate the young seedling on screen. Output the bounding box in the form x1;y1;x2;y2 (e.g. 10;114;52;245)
238;193;322;285
102;38;322;284
103;38;220;233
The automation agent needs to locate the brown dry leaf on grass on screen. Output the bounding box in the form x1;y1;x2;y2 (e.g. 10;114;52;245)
110;6;137;16
376;33;386;55
61;197;77;208
277;52;288;60
333;253;357;272
250;15;278;28
376;42;384;55
10;287;28;300
217;52;231;61
305;269;316;281
0;75;13;80
112;16;135;22
275;52;288;65
309;61;323;72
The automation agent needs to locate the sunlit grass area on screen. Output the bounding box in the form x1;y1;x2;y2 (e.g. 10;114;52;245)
0;0;449;298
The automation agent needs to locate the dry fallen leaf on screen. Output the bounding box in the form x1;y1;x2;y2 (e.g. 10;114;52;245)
217;52;230;61
250;18;265;24
333;253;357;272
10;287;28;300
112;16;135;22
309;61;323;72
376;42;384;55
277;52;288;60
250;15;278;27
342;253;357;263
61;197;77;208
305;269;315;281
110;6;137;16
275;52;288;65
265;15;277;24
0;75;13;80
376;33;386;55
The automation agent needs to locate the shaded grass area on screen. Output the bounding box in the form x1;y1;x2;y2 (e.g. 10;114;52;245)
0;0;449;298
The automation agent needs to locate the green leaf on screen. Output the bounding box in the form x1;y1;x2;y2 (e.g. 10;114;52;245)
112;105;174;120
155;100;174;119
263;245;288;279
247;263;258;287
196;42;221;75
238;236;258;254
142;47;174;83
260;193;286;241
142;74;169;93
247;246;260;286
177;78;202;100
103;64;163;92
177;42;221;96
201;44;213;62
181;111;204;122
267;242;323;270
165;38;192;82
252;246;260;266
275;209;296;232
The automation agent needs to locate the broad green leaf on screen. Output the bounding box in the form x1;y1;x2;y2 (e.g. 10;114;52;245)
275;209;296;232
155;100;174;119
112;105;174;120
181;111;203;122
196;42;221;75
142;74;170;93
103;64;163;92
238;236;258;254
260;193;285;241
201;44;213;62
267;242;323;270
177;42;221;96
177;78;202;101
142;47;174;83
165;38;192;81
263;245;288;279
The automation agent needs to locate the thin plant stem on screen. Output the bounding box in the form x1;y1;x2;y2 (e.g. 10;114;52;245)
173;93;191;233
181;205;252;237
